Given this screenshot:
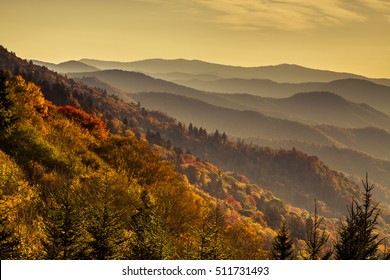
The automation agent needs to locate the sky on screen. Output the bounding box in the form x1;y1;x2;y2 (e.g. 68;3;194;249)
1;0;390;78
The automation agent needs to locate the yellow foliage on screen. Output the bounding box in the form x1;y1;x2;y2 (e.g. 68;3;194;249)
7;76;48;121
225;218;267;259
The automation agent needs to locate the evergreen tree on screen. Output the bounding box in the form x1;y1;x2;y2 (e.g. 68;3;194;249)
196;203;229;260
0;71;16;133
42;184;86;259
0;192;20;259
335;174;381;259
86;177;126;260
271;222;294;260
129;189;171;259
303;200;331;259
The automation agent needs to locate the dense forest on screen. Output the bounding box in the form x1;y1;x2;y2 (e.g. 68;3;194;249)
1;46;389;259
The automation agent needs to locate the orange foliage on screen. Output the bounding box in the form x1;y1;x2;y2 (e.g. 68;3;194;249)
58;105;108;140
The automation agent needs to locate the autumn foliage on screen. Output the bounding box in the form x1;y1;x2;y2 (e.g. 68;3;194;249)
58;105;108;139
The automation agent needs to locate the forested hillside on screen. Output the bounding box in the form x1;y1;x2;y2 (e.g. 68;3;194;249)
0;72;281;259
1;46;389;259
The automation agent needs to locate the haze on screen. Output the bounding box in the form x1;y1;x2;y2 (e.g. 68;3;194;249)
1;0;389;78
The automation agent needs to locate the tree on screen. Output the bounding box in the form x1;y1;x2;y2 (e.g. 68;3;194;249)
86;176;126;260
334;174;382;259
42;183;86;259
0;71;16;133
129;189;171;259
271;222;294;260
195;202;229;260
0;192;20;259
302;200;331;260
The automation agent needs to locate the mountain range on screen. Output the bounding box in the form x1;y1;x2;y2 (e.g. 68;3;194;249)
2;45;390;259
33;55;390;162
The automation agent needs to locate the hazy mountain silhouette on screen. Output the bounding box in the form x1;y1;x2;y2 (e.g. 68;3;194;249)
147;72;222;82
221;91;390;131
320;79;390;114
178;78;390;115
33;60;100;73
131;92;336;144
76;76;134;103
68;69;247;110
67;68;390;132
78;58;376;83
132;91;390;161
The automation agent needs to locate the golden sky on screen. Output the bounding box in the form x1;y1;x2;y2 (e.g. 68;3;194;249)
1;0;390;78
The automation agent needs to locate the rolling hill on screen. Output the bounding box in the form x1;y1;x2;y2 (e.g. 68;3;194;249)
221;91;390;131
131;91;332;144
131;91;390;161
68;69;247;110
66;68;390;132
33;59;100;73
177;78;390;115
78;58;368;83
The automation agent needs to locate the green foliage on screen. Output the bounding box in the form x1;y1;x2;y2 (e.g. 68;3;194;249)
129;189;171;259
302;200;331;260
271;222;294;260
0;71;17;133
195;203;230;260
85;175;126;260
334;174;382;259
42;183;87;260
0;194;20;259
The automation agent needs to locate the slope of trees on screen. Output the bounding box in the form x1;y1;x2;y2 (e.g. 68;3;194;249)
1;46;389;259
0;74;273;259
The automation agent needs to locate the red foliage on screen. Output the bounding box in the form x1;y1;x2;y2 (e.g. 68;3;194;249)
225;195;242;210
179;153;197;164
58;105;107;139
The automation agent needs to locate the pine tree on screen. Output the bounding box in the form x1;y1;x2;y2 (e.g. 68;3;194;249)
271;222;294;260
335;174;381;259
0;192;20;259
0;71;17;133
129;189;171;259
42;184;86;259
303;200;331;259
86;177;126;260
196;203;229;260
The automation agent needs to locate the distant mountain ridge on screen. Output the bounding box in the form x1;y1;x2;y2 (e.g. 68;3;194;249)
221;91;390;131
177;78;390;115
68;69;245;110
32;57;389;85
38;58;390;114
33;59;100;73
131;91;390;160
65;68;390;132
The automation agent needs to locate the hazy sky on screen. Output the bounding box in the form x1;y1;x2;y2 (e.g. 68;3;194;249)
1;0;390;77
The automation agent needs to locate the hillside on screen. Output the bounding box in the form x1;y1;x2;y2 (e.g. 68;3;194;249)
221;91;390;131
245;138;390;202
1;46;366;213
132;92;332;144
68;69;247;110
76;76;134;104
63;67;390;132
2;46;390;259
131;91;390;160
0;72;286;260
33;60;100;73
177;78;390;115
